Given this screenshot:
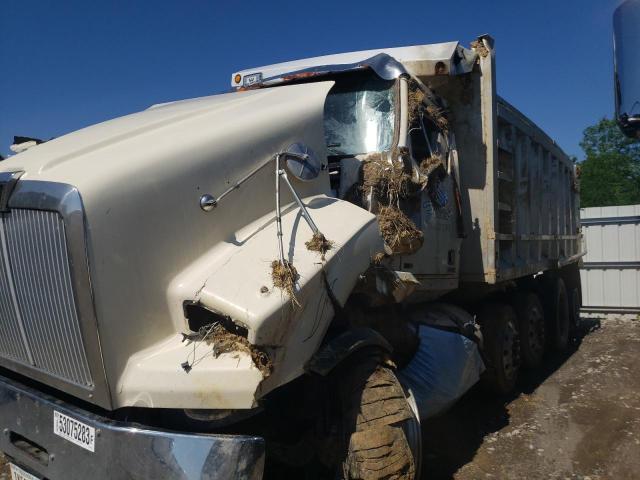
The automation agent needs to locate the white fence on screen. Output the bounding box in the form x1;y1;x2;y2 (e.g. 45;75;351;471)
580;204;640;314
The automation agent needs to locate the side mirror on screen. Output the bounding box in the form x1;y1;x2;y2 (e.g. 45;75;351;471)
283;143;322;181
614;0;640;138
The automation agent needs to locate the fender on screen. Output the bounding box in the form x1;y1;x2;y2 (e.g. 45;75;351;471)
305;327;392;376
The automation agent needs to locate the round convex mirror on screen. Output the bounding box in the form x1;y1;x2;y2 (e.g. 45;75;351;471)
285;143;321;181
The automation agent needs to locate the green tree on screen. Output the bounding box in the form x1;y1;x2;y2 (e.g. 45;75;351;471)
579;118;640;207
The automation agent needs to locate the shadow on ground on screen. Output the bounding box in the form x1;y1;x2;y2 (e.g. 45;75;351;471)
420;318;602;480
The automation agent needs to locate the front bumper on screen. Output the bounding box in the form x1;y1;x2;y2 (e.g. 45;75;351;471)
0;375;264;479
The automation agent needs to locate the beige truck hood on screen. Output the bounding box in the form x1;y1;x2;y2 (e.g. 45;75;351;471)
1;85;326;185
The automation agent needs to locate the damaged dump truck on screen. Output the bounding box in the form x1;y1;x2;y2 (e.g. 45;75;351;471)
0;36;583;480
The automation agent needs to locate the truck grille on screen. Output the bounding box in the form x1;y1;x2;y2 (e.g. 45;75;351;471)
0;209;93;387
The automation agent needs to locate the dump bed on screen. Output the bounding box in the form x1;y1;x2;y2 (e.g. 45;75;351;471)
424;39;583;284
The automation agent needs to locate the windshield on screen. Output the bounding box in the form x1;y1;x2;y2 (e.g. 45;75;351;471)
324;74;396;156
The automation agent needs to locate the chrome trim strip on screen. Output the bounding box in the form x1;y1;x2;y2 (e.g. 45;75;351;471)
1;180;112;409
0;375;265;480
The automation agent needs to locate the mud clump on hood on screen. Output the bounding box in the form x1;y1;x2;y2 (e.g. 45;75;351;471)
271;260;300;306
377;206;424;255
305;232;334;260
206;323;273;377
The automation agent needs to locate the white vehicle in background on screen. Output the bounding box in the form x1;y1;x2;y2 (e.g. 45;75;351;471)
0;36;582;479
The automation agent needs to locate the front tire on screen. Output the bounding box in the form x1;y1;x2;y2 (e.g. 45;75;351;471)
336;352;421;480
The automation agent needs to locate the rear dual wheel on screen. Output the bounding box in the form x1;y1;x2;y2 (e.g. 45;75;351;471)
478;303;521;395
479;276;573;395
513;292;546;369
541;276;571;351
562;263;583;334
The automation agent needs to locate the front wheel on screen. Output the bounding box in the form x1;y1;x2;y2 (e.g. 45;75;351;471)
330;351;421;480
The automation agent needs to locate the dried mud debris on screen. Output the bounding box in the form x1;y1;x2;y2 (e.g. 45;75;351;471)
271;260;300;306
361;152;424;255
206;323;272;377
362;153;410;202
420;154;445;179
470;39;490;58
377;206;424;255
426;104;449;131
305;232;334;259
408;84;450;132
408;87;426;125
372;251;388;265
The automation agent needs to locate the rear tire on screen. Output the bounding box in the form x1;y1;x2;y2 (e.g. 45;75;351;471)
478;303;521;395
513;292;545;369
562;264;583;334
568;285;582;332
541;276;570;351
336;352;421;480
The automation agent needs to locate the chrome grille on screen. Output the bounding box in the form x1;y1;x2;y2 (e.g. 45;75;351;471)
0;241;29;363
0;209;93;387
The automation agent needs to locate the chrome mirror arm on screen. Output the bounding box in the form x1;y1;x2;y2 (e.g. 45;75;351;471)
198;147;321;267
274;152;320;265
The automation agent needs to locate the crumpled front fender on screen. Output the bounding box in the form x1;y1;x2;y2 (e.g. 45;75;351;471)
196;195;384;398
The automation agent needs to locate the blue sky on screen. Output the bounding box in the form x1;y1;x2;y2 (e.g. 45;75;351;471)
0;0;618;159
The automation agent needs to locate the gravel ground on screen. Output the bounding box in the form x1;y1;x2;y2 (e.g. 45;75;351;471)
0;316;637;480
422;316;640;480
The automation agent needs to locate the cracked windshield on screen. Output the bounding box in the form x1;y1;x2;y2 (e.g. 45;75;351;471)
324;74;396;156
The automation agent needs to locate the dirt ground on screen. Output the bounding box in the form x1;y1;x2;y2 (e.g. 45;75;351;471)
0;455;7;480
0;317;637;480
422;316;640;480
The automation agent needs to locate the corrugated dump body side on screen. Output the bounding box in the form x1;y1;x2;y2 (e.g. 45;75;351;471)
428;43;582;284
491;98;582;282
